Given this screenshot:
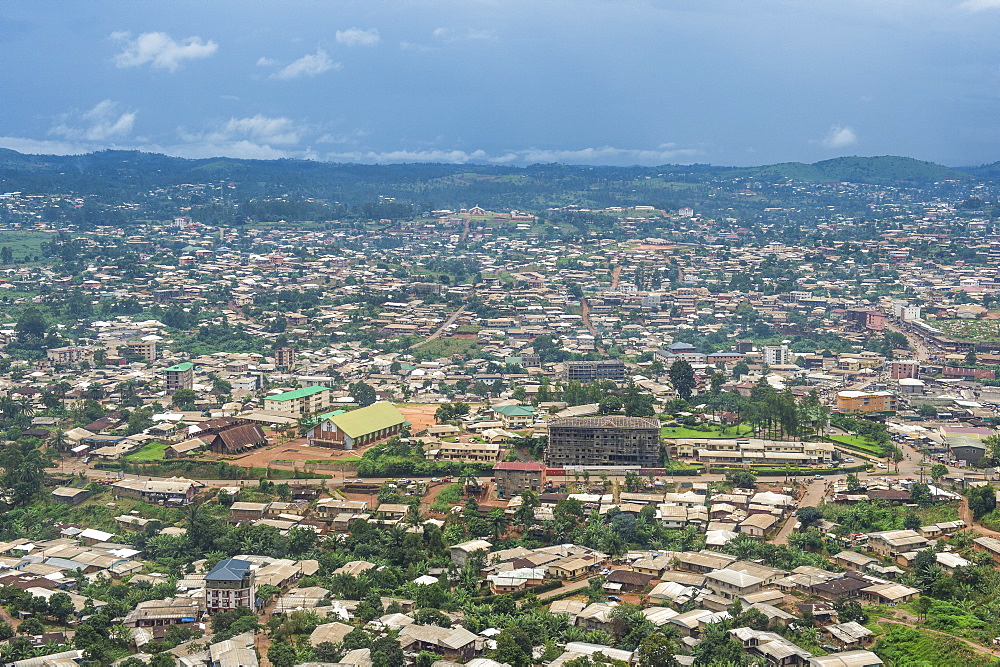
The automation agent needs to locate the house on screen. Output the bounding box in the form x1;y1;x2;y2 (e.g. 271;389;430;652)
860;583;920;605
866;530;928;557
824;621;874;649
808;650;883;667
112;478;201;505
205;558;256;613
165;438;206;458
486;568;545;594
739;514;780;538
547;555;601;580
605;569;654;592
397;624;481;661
309;622;354;647
833;551;878;571
972;536;1000;565
210;424;268;455
306;402;408;449
123;597;204;628
729;627;814;666
492;404;535;429
51;487;90;506
575;603;617;631
705;569;765;600
450;540;492;567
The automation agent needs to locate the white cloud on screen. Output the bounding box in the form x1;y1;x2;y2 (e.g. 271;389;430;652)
256;57;276;67
821;125;858;149
958;0;1000;11
0;136;92;155
323;145;700;165
272;49;341;80
111;31;218;72
181;114;303;146
336;28;380;47
431;27;496;43
49;100;137;141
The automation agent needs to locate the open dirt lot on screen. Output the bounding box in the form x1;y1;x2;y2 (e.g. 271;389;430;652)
398;403;441;434
231;437;370;469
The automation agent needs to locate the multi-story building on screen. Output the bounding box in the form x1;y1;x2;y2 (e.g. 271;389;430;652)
164;361;194;392
46;346;95;365
836;391;899;415
126;339;157;362
274;346;296;369
493;461;546;498
545;416;661;468
762;345;790;366
888;360;919;380
563;360;626;382
429;440;502;463
205;558;256;613
264;385;331;416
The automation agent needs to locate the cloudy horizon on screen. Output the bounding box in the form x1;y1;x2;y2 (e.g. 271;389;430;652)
2;0;998;168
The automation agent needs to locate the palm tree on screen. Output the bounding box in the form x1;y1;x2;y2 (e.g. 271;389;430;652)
487;508;508;540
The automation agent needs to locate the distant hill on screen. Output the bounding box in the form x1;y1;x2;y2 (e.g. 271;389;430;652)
739;156;972;186
960;160;1000;180
0;149;991;212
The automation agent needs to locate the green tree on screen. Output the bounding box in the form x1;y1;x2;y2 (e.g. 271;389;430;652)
47;592;75;624
350;382;377;407
727;470;757;489
636;632;681;667
667;358;696;400
15;307;47;341
796;506;823;527
267;643;297;667
930;463;948;482
171;389;197;410
968;485;996;519
732;360;750;380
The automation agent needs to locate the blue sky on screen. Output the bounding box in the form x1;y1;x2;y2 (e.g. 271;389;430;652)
1;0;997;167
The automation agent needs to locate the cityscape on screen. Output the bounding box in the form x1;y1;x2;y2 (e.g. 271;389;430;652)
0;152;997;667
2;0;1000;665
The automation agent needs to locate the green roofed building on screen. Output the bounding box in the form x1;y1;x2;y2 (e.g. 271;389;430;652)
306;402;409;449
492;404;535;429
164;361;194;393
263;385;331;416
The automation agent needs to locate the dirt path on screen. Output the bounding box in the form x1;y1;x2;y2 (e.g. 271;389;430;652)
773;479;825;546
538;579;590;600
610;265;623;291
959;496;1000;539
880;617;1000;658
411;305;467;349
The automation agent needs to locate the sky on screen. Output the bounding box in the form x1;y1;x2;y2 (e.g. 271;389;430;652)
1;0;998;167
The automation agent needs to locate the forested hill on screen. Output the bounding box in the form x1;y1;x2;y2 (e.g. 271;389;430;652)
0;149;993;212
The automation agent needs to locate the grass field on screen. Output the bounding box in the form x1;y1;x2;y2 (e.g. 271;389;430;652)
829;434;883;455
126;441;170;461
660;424;753;439
412;337;481;360
0;230;53;264
934;318;1000;342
